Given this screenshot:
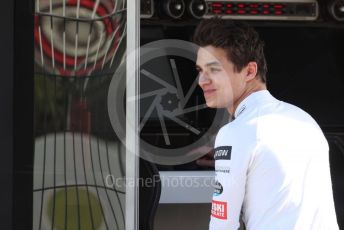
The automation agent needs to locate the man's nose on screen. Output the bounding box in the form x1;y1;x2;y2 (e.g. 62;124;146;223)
198;73;211;87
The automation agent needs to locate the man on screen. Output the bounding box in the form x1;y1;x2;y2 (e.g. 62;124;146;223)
193;18;339;230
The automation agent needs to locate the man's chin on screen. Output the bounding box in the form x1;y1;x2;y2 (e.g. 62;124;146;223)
205;101;217;108
205;100;228;109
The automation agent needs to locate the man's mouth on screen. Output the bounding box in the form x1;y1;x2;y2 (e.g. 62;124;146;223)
203;89;216;97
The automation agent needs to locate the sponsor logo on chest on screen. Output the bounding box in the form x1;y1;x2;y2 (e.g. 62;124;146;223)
213;181;223;196
215;168;230;174
211;200;228;220
214;146;232;160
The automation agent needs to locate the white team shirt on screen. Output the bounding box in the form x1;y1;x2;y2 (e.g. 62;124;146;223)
210;90;339;230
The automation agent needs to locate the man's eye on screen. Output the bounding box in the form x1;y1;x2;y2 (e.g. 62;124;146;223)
210;68;220;73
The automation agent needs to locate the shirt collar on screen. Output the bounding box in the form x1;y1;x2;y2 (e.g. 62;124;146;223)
234;90;272;119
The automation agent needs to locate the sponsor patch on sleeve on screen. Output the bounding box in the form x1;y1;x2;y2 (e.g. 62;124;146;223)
211;200;228;220
214;146;232;160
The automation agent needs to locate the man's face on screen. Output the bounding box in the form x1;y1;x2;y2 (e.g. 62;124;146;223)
196;45;246;111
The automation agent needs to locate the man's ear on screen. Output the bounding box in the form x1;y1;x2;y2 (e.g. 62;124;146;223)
245;62;258;82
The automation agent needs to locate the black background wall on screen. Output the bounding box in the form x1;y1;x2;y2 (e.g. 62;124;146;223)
12;0;34;228
0;0;14;229
0;0;34;229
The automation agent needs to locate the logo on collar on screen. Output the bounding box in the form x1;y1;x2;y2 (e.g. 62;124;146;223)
236;105;246;118
214;146;232;160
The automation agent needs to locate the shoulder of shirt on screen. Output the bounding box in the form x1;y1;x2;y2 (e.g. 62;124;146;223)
215;91;323;146
254;95;327;149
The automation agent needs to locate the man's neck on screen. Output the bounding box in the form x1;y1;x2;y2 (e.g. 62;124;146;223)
227;81;267;115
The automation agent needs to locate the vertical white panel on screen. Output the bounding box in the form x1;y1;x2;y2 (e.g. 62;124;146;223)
126;0;140;229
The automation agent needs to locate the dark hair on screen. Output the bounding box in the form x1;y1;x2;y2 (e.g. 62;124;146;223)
193;18;267;83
